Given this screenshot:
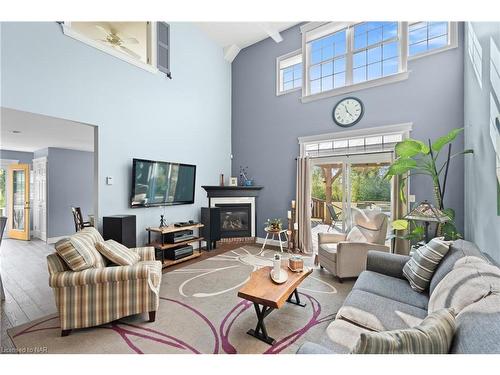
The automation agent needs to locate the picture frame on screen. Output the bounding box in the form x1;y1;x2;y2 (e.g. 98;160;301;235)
229;177;238;186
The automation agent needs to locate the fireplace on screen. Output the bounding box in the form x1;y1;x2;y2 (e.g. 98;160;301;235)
202;185;263;241
216;204;251;238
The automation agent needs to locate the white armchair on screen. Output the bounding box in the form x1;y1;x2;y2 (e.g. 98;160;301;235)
318;208;390;282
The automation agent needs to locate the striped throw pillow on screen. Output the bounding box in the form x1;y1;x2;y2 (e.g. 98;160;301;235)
71;229;107;268
403;238;451;292
55;238;95;271
351;308;456;354
95;240;140;266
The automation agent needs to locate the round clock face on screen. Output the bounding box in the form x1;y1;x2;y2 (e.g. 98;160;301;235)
332;97;364;127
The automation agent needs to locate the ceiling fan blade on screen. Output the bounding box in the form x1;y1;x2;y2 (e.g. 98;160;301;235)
95;24;111;36
121;37;139;44
119;46;141;60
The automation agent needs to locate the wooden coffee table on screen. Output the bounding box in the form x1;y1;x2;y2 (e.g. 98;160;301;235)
237;265;313;345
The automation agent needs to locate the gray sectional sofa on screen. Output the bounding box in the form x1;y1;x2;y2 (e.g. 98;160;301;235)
298;240;500;354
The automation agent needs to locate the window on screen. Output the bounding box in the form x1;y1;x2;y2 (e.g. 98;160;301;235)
301;22;408;101
309;29;347;94
299;123;411;158
276;50;302;95
467;22;483;87
300;22;458;102
352;22;399;84
61;22;170;75
408;22;456;58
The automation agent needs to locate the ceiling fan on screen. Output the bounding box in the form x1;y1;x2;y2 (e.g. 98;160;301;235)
94;24;141;60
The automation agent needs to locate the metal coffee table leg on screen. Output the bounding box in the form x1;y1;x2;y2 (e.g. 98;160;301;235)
247;303;276;345
286;289;306;307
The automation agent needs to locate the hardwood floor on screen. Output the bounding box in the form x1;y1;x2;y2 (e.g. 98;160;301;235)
1;238;55;351
0;238;251;351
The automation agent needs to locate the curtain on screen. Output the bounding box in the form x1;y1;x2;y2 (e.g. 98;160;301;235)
391;174;410;255
296;157;313;255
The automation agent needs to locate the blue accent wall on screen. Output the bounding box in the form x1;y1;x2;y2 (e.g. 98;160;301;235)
231;24;465;239
464;22;500;263
1;22;232;244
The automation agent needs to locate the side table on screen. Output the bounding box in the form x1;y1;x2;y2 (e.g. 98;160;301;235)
260;227;288;253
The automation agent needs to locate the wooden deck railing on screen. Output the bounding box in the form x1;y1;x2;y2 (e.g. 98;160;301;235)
311;197;390;224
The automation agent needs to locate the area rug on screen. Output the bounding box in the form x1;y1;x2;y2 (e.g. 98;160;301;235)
8;246;353;354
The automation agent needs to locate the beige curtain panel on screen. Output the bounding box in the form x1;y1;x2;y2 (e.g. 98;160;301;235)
296;157;313;254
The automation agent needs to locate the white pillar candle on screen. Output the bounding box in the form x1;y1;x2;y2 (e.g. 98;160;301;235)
291;200;296;209
294;222;298;230
273;253;282;279
287;210;292;219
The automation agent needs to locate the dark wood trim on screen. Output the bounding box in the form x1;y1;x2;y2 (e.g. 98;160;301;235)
202;185;263;198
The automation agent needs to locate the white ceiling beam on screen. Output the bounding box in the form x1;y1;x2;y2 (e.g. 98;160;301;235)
259;23;283;43
223;44;241;63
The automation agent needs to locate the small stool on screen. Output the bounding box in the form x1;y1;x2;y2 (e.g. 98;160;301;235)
260;227;289;253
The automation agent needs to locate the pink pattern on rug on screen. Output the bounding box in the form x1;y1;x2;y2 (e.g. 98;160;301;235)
219;299;253;354
12;316;60;338
160;296;220;354
219;291;336;354
12;297;219;354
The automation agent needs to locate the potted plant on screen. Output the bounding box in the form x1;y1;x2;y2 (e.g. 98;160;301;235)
265;218;283;231
384;127;473;241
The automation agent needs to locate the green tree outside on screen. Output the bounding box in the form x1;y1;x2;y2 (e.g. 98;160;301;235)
312;165;390;204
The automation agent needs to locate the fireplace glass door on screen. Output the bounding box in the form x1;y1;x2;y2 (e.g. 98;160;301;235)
216;204;252;238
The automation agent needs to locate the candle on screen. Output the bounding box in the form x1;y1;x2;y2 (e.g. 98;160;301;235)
291;200;296;209
294;222;298;230
287;210;292;219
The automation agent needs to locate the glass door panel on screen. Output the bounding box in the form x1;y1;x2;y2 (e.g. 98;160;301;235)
348;163;392;234
311;154;393;252
8;164;30;240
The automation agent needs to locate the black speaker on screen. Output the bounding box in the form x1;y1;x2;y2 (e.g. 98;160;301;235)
103;215;136;248
200;207;221;250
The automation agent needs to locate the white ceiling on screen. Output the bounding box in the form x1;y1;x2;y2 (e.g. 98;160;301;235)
0;108;95;153
196;22;299;60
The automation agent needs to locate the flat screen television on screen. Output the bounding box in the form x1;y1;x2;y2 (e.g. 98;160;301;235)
131;158;196;208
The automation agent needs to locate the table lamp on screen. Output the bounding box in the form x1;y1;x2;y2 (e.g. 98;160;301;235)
404;200;450;242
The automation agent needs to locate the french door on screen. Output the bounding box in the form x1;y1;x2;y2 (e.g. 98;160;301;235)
32;157;47;241
7;164;30;240
311;152;393;233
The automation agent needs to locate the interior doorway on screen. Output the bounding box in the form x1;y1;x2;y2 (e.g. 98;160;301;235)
0;107;98;243
310;153;393;251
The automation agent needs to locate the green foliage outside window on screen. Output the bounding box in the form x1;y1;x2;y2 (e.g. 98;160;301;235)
311;165;390;203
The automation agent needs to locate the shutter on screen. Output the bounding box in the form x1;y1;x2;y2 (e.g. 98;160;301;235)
157;22;171;78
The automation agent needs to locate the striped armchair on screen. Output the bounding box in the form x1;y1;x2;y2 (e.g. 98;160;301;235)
47;246;162;336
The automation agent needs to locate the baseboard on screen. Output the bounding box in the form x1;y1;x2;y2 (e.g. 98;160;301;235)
47;235;69;244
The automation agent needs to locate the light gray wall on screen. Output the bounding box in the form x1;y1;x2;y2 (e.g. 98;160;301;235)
45;147;94;238
1;22;232;244
0;149;34;164
232;24;466;238
464;22;500;263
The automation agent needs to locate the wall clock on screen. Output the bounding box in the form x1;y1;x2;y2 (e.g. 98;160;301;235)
332;97;364;127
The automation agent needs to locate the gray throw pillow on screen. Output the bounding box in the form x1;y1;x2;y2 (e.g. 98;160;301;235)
403;238;451;293
351;308;456;354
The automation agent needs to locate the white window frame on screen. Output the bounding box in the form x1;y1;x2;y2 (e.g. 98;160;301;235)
301;22;409;103
408;22;458;60
276;49;303;96
61;22;159;74
467;22;483;88
298;122;413;158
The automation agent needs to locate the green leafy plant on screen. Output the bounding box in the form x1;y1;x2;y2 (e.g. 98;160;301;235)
265;218;283;231
385;128;473;241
